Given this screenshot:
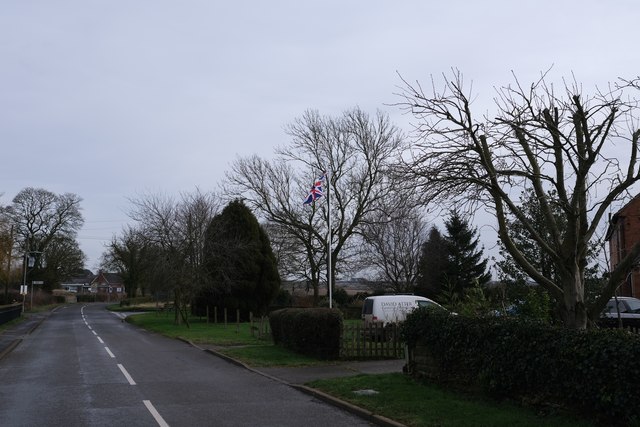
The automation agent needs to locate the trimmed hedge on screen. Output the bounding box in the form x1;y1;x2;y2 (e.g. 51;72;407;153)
76;294;98;303
269;308;343;360
402;307;640;424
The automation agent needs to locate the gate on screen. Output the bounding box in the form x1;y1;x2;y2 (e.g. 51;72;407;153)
341;323;404;359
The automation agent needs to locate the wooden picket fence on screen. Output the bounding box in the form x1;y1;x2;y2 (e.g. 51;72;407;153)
340;323;404;360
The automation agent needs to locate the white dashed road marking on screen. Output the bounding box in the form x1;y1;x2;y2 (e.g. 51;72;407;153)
118;364;136;385
83;306;169;426
144;400;170;427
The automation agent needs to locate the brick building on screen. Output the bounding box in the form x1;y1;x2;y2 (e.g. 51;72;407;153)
607;195;640;297
61;270;125;300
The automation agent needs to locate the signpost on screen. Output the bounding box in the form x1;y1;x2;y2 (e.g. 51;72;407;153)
21;250;43;312
31;280;44;310
20;285;27;313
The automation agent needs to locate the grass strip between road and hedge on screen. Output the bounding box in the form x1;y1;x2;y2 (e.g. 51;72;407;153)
307;373;594;427
125;311;328;367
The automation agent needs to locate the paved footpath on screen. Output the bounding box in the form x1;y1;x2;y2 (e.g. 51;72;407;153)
195;340;405;381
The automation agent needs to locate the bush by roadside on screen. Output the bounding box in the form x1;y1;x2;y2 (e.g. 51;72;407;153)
402;307;640;424
269;307;342;360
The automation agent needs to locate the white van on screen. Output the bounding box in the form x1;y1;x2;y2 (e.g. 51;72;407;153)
361;295;445;327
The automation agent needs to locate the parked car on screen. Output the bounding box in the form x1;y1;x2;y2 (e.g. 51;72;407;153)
602;296;640;319
599;296;640;328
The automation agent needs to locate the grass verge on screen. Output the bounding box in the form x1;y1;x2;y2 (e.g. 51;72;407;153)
308;373;593;427
217;344;333;367
126;311;328;367
125;311;270;345
0;316;26;333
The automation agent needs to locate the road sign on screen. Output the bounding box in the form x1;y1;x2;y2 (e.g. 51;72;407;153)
20;285;28;295
32;280;44;285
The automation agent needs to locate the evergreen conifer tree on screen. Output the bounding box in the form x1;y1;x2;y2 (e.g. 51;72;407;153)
416;226;448;299
201;199;280;317
443;210;491;296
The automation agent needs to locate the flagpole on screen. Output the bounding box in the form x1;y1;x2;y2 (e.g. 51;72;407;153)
326;171;332;308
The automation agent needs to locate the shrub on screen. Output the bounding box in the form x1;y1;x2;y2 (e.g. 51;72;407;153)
402;307;640;424
269;308;343;360
273;289;292;306
77;294;97;303
332;287;349;306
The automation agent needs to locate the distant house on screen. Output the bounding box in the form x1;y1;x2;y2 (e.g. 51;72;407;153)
61;270;94;294
90;271;125;299
607;195;640;297
61;271;126;300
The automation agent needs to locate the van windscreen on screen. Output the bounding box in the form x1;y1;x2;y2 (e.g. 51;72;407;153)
362;299;374;315
417;300;443;310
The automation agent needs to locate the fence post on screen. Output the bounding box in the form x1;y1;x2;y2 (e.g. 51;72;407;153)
261;316;268;337
250;312;254;337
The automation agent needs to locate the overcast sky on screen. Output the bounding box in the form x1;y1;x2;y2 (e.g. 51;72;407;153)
1;1;639;271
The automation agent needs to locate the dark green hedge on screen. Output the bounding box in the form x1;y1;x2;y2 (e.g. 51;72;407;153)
269;308;343;360
402;307;640;424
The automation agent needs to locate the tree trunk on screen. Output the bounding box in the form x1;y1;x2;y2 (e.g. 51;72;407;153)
312;280;319;306
174;288;181;325
558;271;588;329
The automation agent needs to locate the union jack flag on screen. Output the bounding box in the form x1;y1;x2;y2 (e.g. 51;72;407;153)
303;173;326;205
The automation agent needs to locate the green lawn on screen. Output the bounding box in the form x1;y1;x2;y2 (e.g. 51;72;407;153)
122;309;595;426
125;311;270;346
308;374;594;427
126;311;330;367
219;344;333;367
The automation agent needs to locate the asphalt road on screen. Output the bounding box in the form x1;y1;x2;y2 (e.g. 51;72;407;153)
0;304;372;426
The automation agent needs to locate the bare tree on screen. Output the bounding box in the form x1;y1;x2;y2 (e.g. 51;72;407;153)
397;70;640;329
0;213;16;303
126;189;218;325
225;107;405;304
360;205;428;293
3;188;84;293
263;220;321;294
37;234;86;290
5;188;84;252
101;226;152;298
